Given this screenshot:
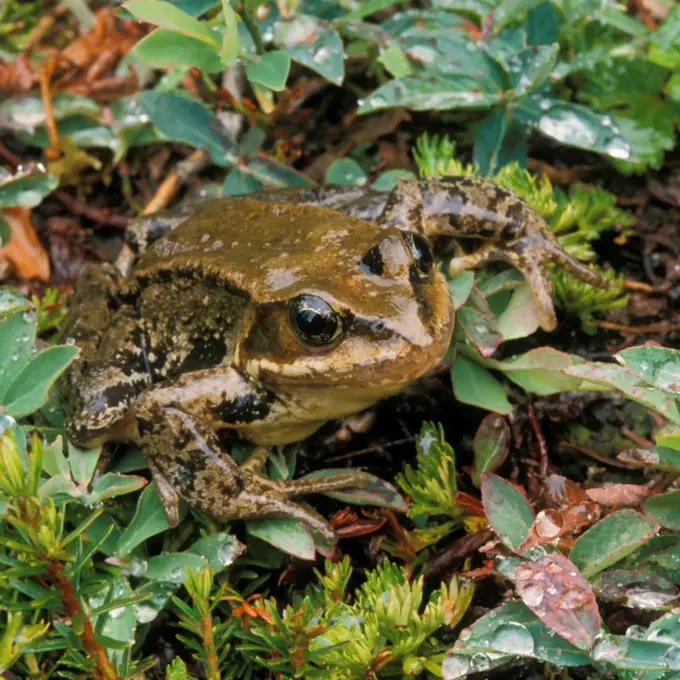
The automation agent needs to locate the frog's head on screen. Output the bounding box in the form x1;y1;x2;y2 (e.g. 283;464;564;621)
237;221;454;416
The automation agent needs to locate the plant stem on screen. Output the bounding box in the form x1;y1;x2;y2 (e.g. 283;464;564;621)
237;6;266;56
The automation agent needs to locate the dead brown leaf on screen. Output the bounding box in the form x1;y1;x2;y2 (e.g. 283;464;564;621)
0;207;50;281
0;54;35;96
586;484;652;507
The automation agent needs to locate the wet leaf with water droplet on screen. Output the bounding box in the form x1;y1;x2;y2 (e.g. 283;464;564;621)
593;569;679;610
324;158;367;187
144;552;210;583
456;289;503;358
245;50;291;91
616;345;680;395
515;553;600;649
643;490;680;531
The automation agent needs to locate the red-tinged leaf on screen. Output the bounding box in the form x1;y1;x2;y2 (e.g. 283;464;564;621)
481;473;534;551
471;414;510;487
515;553;601;650
335;518;387;538
586;484;651;507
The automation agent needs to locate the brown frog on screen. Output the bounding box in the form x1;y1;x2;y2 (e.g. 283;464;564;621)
59;177;605;542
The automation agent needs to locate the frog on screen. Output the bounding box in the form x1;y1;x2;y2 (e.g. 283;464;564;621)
59;176;606;543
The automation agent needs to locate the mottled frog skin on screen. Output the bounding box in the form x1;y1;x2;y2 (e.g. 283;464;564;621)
59;177;605;542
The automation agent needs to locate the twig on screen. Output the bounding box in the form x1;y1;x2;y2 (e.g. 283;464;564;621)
622;279;671;294
47;562;120;680
595;320;680;334
527;405;548;477
142;149;210;214
0;140;21;167
560;440;634;469
38;58;60;161
620;426;653;448
325;436;414;463
56;191;130;228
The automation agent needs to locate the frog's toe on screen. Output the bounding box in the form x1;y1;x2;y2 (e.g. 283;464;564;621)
545;242;609;288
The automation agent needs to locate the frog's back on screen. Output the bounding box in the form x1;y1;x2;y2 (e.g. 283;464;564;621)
130;197;382;304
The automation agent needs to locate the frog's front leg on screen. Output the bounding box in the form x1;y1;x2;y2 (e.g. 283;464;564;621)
136;367;366;542
379;177;608;332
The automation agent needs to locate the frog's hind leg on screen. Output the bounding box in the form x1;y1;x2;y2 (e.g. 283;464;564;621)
137;402;340;542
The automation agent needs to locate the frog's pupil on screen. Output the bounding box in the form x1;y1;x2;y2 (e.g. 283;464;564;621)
402;231;434;277
289;294;340;346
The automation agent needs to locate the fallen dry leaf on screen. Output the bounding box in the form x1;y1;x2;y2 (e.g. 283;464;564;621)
0;54;35;95
586;484;652;507
0;206;50;281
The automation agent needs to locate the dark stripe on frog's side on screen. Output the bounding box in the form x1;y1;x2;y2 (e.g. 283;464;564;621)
212;386;275;425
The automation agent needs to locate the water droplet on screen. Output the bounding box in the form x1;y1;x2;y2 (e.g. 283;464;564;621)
134;604;159;624
368;96;387;109
625;625;646;639
169;566;184;582
127;558;148;577
665;646;680;670
604;136;631;160
521;584;544;607
458;627;471;641
491;622;535;655
469;653;490;671
314;46;332;64
217;536;241;566
592;634;629;663
441;654;470;679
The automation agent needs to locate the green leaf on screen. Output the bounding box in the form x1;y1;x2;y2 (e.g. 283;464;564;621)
370;169;416;192
145;552;210;583
495;284;540;340
2;346;79;419
642;491;680;531
507;44;559;97
281;18;345;85
247;517;316;560
451;355;512;414
569;510;658;578
564;361;680;424
91;473;147;501
0;170;59;208
0;216;10;246
481;473;534;551
245;51;291;91
378;45;412;78
592;633;680;671
219;0;239;66
0;307;37;403
616;345;680;394
491;347;583;395
456;289;503;358
123;0;218;45
0;93;99;132
134;29;224;72
448;271;475;310
299;470;408;512
514;96;632;161
443;600;591;678
359;68;502;113
324;158;367;186
471;415;510;487
68;444;101;488
138;91;236;165
116;482;183;556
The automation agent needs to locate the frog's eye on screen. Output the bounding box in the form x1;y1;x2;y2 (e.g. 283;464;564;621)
402;231;434;279
288;294;341;347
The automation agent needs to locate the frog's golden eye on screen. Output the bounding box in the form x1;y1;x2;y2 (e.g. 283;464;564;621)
402;231;434;279
288;294;341;347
